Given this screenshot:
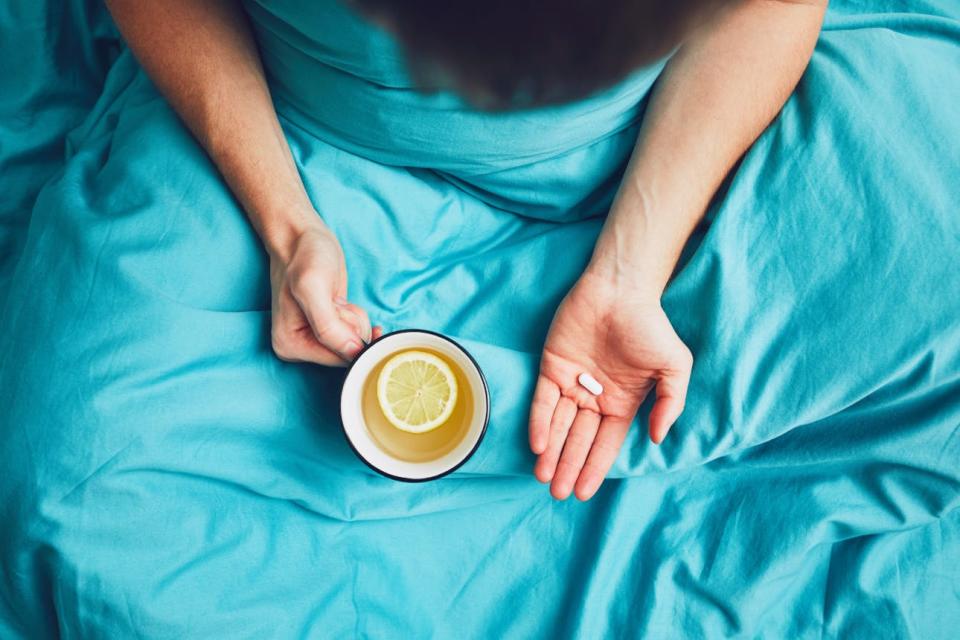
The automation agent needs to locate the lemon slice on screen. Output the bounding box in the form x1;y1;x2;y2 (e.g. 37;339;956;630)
376;350;458;433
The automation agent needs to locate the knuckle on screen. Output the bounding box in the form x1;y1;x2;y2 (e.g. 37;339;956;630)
548;418;569;436
348;304;370;325
542;439;563;459
311;319;340;342
271;330;295;360
592;438;622;458
554;459;581;479
532;396;556;411
566;431;593;451
581;461;609;482
579;406;601;419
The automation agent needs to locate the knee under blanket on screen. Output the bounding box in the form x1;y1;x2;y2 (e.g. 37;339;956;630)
1;0;959;637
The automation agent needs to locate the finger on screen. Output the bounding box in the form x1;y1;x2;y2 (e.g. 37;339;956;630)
290;284;364;360
649;365;691;445
272;290;350;366
534;397;577;483
334;300;373;344
372;325;384;341
550;409;601;500
272;325;350;366
287;329;352;366
574;416;632;501
529;375;560;455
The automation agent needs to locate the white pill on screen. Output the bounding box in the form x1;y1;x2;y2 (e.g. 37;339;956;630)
577;372;603;396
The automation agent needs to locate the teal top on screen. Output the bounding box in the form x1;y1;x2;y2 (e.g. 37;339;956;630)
243;0;667;219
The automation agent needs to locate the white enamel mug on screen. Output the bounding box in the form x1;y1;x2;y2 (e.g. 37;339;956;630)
339;329;490;481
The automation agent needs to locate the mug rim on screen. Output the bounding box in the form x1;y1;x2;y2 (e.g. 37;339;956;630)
339;328;490;482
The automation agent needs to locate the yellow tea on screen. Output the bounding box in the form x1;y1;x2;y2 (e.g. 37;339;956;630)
361;347;474;463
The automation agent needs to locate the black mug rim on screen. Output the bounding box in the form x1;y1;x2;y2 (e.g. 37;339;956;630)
339;328;491;483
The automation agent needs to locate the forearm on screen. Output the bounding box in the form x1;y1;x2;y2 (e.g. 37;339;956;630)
588;0;827;295
105;0;319;261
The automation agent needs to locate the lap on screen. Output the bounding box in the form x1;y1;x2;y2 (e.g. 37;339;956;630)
3;26;959;491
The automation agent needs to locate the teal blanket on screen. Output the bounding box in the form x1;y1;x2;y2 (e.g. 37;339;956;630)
2;0;959;637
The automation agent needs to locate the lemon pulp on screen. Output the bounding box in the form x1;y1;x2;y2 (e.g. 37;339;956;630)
376;350;459;433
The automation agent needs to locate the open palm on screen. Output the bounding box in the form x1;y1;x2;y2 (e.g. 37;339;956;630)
529;272;693;500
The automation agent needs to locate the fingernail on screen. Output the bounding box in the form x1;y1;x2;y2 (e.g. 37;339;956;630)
334;296;348;306
341;340;362;359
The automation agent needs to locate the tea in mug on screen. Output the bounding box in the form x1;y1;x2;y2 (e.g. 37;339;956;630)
361;348;475;463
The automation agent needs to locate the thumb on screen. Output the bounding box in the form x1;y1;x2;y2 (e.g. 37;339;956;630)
290;286;364;361
334;300;373;345
648;362;691;445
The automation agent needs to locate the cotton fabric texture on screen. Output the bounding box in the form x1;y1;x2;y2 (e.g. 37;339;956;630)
1;0;959;637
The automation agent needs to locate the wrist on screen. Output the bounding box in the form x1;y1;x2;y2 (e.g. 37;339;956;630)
583;256;666;304
586;223;670;303
259;202;328;263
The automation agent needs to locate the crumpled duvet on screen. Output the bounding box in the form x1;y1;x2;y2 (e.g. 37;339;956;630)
1;0;958;637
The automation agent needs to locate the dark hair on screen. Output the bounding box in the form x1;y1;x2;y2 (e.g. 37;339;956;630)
351;0;732;109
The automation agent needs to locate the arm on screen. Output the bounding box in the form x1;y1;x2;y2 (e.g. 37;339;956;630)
529;0;827;500
105;0;379;365
589;0;827;296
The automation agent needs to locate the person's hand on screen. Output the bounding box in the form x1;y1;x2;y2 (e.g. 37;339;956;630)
269;219;382;366
529;270;693;500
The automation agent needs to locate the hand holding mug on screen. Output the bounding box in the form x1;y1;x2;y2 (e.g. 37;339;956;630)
269;219;383;366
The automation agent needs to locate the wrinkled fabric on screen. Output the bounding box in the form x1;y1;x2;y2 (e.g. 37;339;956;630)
0;0;119;298
1;0;959;637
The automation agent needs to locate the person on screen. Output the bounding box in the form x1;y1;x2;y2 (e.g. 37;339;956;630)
104;0;827;501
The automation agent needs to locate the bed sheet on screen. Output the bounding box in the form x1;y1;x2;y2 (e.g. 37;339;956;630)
1;1;958;637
